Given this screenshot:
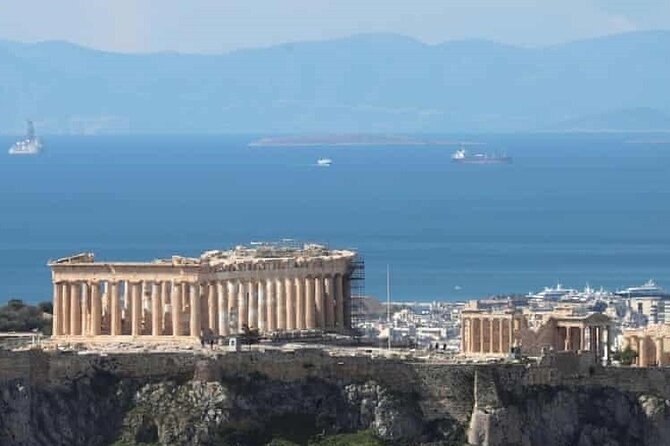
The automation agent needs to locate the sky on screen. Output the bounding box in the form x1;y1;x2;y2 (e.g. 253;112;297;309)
0;0;669;53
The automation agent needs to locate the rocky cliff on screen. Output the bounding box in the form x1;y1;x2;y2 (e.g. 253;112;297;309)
0;350;669;446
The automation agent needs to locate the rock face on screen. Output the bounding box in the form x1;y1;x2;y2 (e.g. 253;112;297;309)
2;350;670;446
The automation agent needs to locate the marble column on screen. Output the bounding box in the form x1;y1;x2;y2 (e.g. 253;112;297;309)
218;281;228;336
488;318;494;353
295;277;305;330
284;277;294;330
305;276;316;329
276;278;286;330
62;282;71;336
131;282;142;336
479;317;484;353
110;281;121;336
315;276;325;329
498;319;504;354
266;279;275;332
161;281;170;334
656;337;663;366
460;317;466;353
324;276;335;329
335;274;344;330
639;337;647;367
508;318;514;348
208;282;218;334
258;280;266;332
70;282;81;335
122;281;131;334
172;282;183;336
247;281;258;330
189;282;200;337
227;281;237;333
91;281;101;336
238;280;248;332
80;282;90;336
152;282;162;336
52;282;62;336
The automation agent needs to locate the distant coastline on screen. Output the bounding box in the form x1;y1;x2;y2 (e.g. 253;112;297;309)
248;134;484;147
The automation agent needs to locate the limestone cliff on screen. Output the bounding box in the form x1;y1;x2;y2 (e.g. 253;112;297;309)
1;350;670;446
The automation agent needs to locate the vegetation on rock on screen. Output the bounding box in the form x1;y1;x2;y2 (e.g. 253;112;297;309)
0;299;52;334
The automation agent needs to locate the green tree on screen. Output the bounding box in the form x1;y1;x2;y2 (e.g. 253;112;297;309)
613;346;638;366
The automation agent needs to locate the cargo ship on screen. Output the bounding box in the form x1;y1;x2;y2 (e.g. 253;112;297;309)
8;120;42;155
451;149;510;164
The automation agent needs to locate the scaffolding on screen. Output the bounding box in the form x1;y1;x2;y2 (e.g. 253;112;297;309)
348;254;366;329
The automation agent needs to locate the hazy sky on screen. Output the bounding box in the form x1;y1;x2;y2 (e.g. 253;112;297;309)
1;0;669;53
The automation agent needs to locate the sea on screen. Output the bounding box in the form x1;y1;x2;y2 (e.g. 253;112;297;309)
1;133;670;304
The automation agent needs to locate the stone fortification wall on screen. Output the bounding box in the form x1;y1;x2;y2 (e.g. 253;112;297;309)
2;350;670;445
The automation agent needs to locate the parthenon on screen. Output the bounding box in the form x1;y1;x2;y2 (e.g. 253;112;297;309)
49;243;357;341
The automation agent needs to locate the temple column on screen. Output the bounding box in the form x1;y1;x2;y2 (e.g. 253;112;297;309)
208;281;218;334
91;281;101;336
218;281;229;336
276;278;285;330
151;282;162;336
335;275;344;330
295;277;305;329
70;282;81;335
508;318;514;348
266;279;275;332
80;282;90;336
284;277;294;330
238;280;248;332
109;281;120;336
479;317;484;353
161;281;170;335
314;276;325;329
498;319;504;354
488;318;494;353
189;282;201;337
52;282;62;336
656;337;663;366
247;281;258;330
324;276;335;329
639;337;647;367
62;282;71;336
460;315;465;353
131;282;142;336
258;280;266;333
227;281;237;333
172;282;183;336
305;276;316;329
122;281;131;334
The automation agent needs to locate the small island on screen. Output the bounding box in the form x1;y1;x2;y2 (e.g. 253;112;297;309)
248;134;483;147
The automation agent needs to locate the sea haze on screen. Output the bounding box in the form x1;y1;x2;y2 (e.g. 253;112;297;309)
1;133;669;303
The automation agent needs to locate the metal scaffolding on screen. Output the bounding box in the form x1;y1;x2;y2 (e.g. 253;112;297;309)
348;254;366;329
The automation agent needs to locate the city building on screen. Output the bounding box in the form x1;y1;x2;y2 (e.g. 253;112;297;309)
48;243;357;341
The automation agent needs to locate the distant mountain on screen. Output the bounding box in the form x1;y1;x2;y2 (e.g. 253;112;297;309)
553;108;670;132
1;31;669;134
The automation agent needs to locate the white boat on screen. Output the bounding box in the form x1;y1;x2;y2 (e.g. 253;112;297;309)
9;121;42;155
616;280;667;297
316;158;332;167
532;283;578;301
451;148;510;164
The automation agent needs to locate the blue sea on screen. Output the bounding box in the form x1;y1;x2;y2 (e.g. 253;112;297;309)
1;133;670;303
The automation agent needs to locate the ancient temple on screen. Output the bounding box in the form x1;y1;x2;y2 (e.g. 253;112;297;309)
48;244;357;341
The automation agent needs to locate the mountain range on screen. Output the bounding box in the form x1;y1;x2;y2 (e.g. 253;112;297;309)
1;31;669;134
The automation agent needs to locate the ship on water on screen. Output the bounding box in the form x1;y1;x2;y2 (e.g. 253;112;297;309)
8;120;42;155
451;148;510;164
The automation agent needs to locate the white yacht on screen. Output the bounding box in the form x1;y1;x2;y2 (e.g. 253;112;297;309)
532;283;578;301
316;158;332;167
9;120;42;155
616;280;667;297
